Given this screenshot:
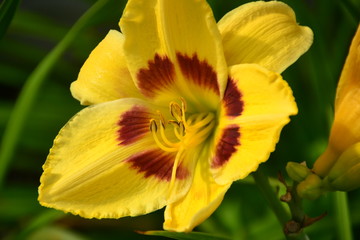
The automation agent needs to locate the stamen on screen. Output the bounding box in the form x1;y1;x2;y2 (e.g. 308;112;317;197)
149;119;157;132
180;97;187;113
157;111;166;127
173;121;185;140
185;120;216;146
149;99;217;200
167;149;184;199
191;112;215;129
150;99;215;154
170;102;182;122
150;119;178;152
159;120;180;147
179;121;185;136
186;112;206;126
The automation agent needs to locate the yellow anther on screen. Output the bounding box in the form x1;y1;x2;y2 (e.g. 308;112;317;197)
151;98;215;153
149;119;157;132
170;102;183;122
168;120;180;127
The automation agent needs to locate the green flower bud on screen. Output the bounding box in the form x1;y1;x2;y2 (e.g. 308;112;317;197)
324;142;360;191
286;162;312;182
297;174;325;200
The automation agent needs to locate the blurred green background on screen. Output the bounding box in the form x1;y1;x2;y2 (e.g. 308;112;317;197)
0;0;359;239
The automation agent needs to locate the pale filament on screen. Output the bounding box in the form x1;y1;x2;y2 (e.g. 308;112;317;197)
150;99;215;198
167;149;184;199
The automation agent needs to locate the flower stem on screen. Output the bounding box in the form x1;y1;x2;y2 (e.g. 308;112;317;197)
252;170;289;226
253;169;310;240
334;191;353;240
0;0;109;189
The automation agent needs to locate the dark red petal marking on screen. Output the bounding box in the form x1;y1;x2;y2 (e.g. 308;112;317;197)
117;106;151;145
176;52;220;95
126;149;189;181
137;54;175;98
223;78;244;117
212;125;240;168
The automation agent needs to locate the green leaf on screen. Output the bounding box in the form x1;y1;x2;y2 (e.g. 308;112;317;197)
0;0;21;38
15;209;66;240
27;226;89;240
0;0;109;189
140;230;232;240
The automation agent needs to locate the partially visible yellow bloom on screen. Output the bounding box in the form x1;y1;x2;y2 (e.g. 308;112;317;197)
313;25;360;180
324;142;360;191
38;0;312;232
290;25;360;199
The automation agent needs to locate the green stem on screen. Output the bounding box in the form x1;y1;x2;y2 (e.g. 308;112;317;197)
287;183;305;224
334;191;353;240
0;0;109;189
253;170;310;240
252;170;290;227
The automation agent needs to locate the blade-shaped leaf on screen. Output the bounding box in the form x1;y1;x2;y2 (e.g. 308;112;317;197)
140;230;232;240
0;0;21;38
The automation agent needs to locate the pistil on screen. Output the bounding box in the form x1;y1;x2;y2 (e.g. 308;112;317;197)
149;99;216;197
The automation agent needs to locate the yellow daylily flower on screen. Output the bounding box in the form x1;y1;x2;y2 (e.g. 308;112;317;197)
38;0;312;232
313;25;360;178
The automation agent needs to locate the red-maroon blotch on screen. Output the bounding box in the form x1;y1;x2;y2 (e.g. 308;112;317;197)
117;106;151;145
212;125;240;168
223;78;244;117
176;52;220;95
125;149;189;181
137;54;175;98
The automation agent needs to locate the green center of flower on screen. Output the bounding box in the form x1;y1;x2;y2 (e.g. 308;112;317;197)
149;99;216;196
149;99;216;153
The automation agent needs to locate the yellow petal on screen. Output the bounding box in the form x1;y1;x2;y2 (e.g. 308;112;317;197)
70;30;142;105
335;25;360;110
39;98;193;218
211;64;297;184
325;142;360;191
218;1;313;73
164;146;231;232
331;89;360;149
119;0;228;103
314;88;360;176
313;26;360;177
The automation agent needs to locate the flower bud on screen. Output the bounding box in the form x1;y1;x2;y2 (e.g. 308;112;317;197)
313;25;360;178
286;162;311;182
324;142;360;191
297;174;325;200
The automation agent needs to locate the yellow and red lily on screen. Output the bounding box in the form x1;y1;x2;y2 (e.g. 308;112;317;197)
38;0;312;232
